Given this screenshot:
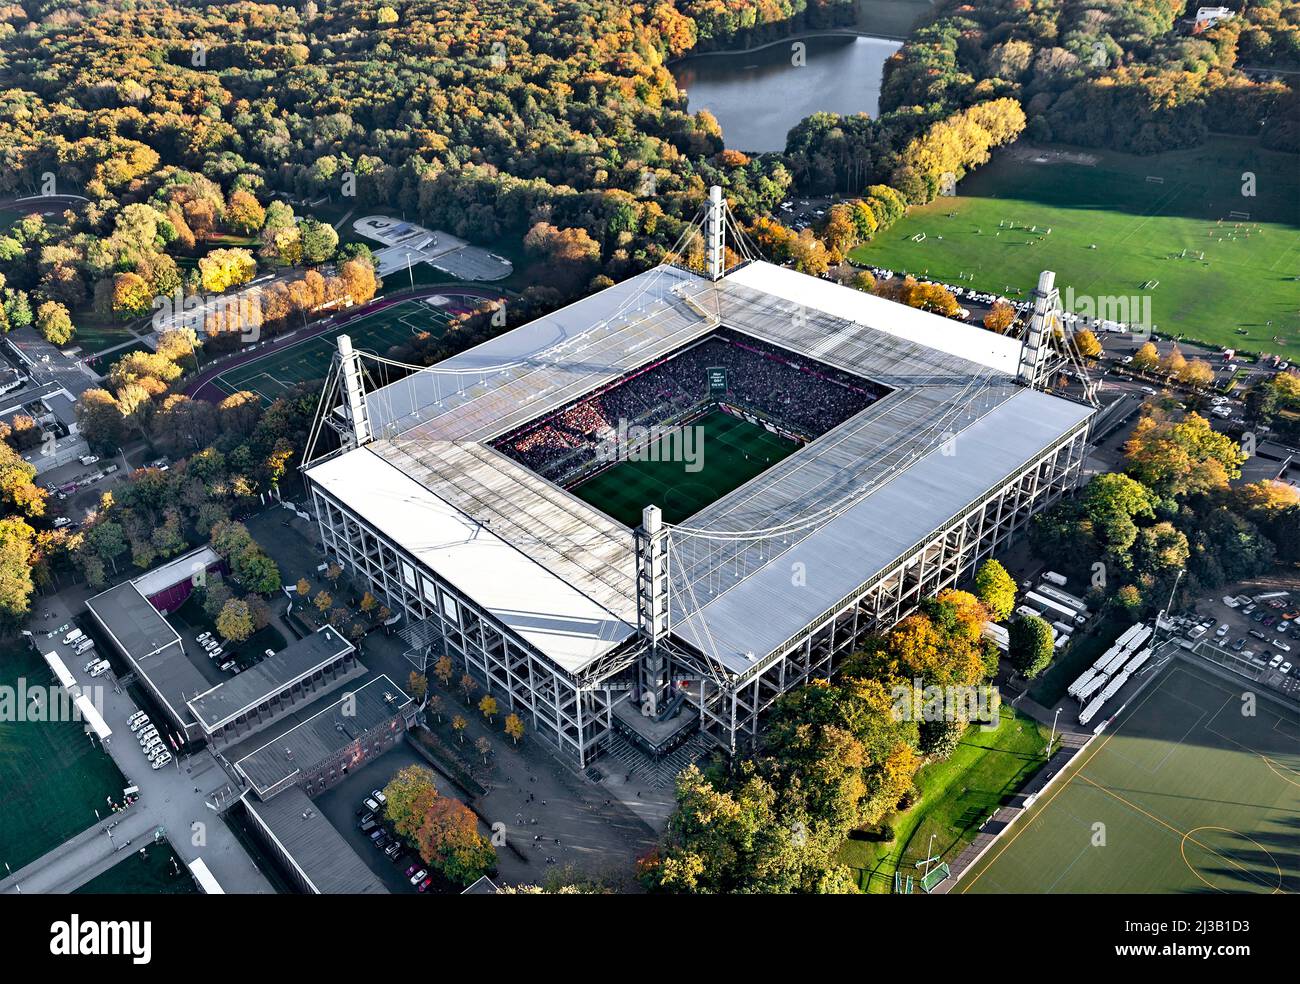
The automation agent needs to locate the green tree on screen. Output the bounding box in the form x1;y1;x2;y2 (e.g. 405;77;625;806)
1009;613;1054;679
216;597;254;642
35;300;74;346
973;558;1016;621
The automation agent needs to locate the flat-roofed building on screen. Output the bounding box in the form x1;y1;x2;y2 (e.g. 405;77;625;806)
233;674;417;800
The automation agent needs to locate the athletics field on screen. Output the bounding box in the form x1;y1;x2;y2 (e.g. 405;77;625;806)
203;296;463;403
957;659;1300;894
570;408;799;527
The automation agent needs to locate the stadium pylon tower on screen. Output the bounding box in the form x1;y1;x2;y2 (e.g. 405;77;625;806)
302;187;1095;768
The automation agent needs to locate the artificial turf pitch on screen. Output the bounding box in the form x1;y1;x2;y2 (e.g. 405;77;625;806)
208;298;452;403
957;659;1300;894
569;408;799;527
0;642;124;873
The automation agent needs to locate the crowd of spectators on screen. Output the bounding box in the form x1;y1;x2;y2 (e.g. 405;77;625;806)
495;329;882;484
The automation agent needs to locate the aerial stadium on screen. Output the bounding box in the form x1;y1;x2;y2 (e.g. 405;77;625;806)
302;188;1095;768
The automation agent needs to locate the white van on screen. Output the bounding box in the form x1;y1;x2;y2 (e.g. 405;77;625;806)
88;660;111;678
74;638;96;655
62;628;84;646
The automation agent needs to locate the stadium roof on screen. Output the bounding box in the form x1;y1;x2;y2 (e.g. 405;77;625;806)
186;626;355;732
243;786;387;894
307;448;637;671
234;674;413;798
309;260;1093;675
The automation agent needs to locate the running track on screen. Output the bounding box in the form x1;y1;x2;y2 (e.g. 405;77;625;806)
186;285;506;402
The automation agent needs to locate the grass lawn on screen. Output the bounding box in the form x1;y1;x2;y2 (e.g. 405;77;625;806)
75;839;199;895
958;660;1300;893
841;705;1050;893
0;640;126;873
207;297;455;403
848;137;1300;354
569;408;800;526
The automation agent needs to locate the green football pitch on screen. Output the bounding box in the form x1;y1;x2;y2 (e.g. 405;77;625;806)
957;659;1300;894
0;642;125;873
849;137;1300;354
207;298;453;403
569;408;799;527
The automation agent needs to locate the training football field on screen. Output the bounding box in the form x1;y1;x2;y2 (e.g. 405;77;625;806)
849;137;1300;353
957;659;1300;894
570;408;799;527
0;643;124;873
207;298;455;403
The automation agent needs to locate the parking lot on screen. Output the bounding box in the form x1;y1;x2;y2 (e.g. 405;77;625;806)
311;744;463;894
1182;589;1300;698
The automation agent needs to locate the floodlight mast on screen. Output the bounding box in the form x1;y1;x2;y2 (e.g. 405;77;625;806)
635;504;672;712
1018;270;1058;389
337;333;372;449
706;185;726;281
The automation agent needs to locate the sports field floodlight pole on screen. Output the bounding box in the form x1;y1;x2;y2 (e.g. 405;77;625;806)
1155;568;1185;644
1046;706;1060;759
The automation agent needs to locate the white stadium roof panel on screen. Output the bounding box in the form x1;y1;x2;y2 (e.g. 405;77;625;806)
725;261;1022;375
307;447;635;673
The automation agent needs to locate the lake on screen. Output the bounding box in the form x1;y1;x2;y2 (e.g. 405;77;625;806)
671;33;903;154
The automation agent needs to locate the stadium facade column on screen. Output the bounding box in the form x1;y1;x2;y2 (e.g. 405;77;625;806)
1017;270;1059;390
336;333;372;448
706;185;725;281
634;504;673;713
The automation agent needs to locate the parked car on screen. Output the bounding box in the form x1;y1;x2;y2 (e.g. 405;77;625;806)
1269;653;1284;669
371;789;387;806
128;711;149;727
78;454;99;466
151;755;172;770
409;869;428;886
1281;662;1293;675
1250;629;1268;641
368;828;385;843
405;863;421;879
358;811;375;826
363;796;380;813
1215;624;1229;637
219;660;236;672
359;819;377;833
417;877;432;893
385;842;403;860
1232;638;1246;651
1273;640;1291;653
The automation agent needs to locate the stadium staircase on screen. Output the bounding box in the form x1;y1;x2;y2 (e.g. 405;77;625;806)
601;730;714;789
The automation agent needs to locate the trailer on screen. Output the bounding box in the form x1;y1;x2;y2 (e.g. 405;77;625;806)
1076;673;1109;704
1124;647;1153;673
1025;591;1087;625
1114;623;1144;650
1068;666;1100;699
1014;604;1041;621
1035;584;1090;615
1122;624;1153;653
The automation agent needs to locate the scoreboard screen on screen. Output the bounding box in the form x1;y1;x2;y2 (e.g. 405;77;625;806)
707;366;728;394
